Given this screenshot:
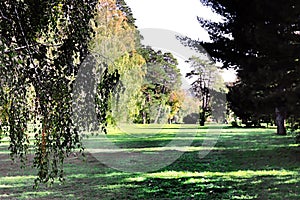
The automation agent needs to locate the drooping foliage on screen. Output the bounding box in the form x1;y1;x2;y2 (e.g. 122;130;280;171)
89;0;146;125
0;0;186;184
0;1;98;183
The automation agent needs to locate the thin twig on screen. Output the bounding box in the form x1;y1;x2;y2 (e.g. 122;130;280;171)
14;7;32;55
0;9;13;22
13;6;43;86
3;42;62;54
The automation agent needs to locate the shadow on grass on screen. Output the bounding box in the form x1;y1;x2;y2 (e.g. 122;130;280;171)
0;125;299;199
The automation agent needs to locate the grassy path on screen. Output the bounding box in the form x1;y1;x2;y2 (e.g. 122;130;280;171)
0;124;299;199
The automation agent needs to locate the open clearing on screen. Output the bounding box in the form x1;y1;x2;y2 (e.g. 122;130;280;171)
0;124;299;199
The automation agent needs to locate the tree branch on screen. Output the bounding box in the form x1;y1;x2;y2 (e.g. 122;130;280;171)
3;42;63;54
0;9;13;22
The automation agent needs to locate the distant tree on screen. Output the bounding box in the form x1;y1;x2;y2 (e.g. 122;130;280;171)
136;47;182;124
180;91;201;123
90;0;146;125
167;90;185;123
185;56;223;126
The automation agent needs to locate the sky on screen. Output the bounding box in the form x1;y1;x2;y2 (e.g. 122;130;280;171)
125;0;222;41
124;0;237;82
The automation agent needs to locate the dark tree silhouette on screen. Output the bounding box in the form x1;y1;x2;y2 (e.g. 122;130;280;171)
181;0;300;133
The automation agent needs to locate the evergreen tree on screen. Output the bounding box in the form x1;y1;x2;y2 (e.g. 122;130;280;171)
183;0;300;133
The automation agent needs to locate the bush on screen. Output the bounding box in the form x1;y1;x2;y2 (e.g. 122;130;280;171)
288;121;300;144
231;121;239;127
183;113;200;124
295;132;300;144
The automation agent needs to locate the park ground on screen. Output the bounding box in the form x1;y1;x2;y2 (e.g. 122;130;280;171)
0;124;299;200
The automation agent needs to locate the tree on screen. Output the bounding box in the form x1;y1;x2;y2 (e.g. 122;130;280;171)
182;0;300;133
186;56;223;126
0;0;143;184
135;47;182;124
116;0;137;26
227;82;271;127
88;0;146;126
167;90;185;123
180;91;201;124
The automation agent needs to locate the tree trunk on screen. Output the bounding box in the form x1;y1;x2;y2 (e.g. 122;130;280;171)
154;104;163;124
199;111;205;126
275;108;286;135
142;110;146;124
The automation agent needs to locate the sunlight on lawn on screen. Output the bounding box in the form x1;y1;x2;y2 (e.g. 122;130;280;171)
82;145;218;153
125;169;298;182
19;191;56;199
0;175;36;183
95;183;138;190
0;124;299;199
0;150;10;154
67;172;131;179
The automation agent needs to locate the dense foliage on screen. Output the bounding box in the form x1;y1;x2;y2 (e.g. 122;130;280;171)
0;0;98;184
135;47;183;124
0;0;186;184
184;0;300;132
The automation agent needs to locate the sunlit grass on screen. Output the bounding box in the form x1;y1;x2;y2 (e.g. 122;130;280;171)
231;194;258;199
0;124;299;199
18;191;56;199
284;177;300;184
125;169;298;182
0;175;36;183
95;183;138;190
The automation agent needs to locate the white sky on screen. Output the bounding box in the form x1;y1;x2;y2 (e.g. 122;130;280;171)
125;0;237;82
125;0;222;41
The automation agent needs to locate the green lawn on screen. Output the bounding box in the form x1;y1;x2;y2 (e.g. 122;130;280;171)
0;124;299;199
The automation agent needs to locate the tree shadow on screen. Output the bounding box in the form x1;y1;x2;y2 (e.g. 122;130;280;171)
0;126;299;199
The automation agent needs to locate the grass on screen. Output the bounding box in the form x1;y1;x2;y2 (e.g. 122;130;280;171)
0;124;299;199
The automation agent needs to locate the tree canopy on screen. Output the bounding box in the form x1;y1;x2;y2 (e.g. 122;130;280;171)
183;0;300;132
185;56;222;125
134;47;182;124
0;0;186;184
0;0;98;184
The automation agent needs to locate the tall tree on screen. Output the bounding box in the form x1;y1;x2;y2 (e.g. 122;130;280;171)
136;47;182;124
0;1;97;183
183;0;300;134
89;0;146;125
186;56;223;126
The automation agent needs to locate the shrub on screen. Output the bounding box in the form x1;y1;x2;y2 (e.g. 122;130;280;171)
295;132;300;144
231;121;239;127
